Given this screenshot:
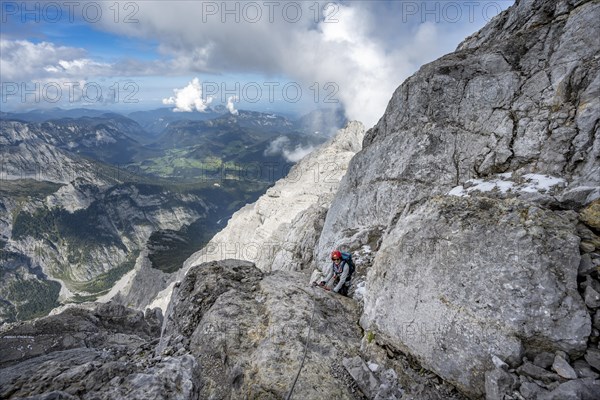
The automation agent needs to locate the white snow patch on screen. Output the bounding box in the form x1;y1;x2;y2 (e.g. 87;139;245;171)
448;186;467;197
354;281;367;298
467;178;514;194
368;362;380;372
522;174;565;191
495;180;515;193
447;173;565;197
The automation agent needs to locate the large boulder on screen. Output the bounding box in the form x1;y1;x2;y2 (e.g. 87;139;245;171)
159;259;365;399
0;303;197;400
360;195;590;396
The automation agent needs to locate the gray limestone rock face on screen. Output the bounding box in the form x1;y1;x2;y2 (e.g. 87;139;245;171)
0;302;161;368
159;259;365;399
552;354;578;379
484;367;517;400
584;285;600;309
572;360;600;379
538;378;600;400
584;347;600;371
316;0;599;397
518;362;562;384
342;356;381;398
0;303;199;400
520;380;549;399
359;196;590;396
319;0;600;261
0;348;198;400
534;352;556;369
579;254;596;277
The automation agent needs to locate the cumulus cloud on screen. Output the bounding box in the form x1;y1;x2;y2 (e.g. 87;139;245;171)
283;145;315;163
264;136;315;162
226;96;239;115
162;78;213;112
0;39;87;81
265;136;290;156
3;2;510;121
91;1;507;126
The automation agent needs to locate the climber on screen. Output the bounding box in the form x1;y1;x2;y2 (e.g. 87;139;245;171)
316;250;354;296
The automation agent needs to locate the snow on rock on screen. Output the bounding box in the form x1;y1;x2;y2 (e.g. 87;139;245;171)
448;173;566;198
522;174;566;192
354;281;367;301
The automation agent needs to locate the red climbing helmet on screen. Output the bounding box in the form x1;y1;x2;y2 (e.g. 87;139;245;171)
331;250;342;260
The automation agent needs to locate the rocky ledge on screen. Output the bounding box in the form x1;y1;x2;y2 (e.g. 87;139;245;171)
1;260;470;400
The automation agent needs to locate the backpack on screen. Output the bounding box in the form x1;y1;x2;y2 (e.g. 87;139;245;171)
337;252;355;284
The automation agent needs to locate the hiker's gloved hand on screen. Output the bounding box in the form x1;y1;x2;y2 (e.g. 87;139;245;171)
319;281;326;287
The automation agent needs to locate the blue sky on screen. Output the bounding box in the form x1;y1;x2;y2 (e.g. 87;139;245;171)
0;0;514;125
2;9;160;61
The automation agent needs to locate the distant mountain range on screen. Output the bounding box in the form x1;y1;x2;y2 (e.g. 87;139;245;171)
1;106;345;137
0;107;109;122
0;106;346;324
1;107;346;180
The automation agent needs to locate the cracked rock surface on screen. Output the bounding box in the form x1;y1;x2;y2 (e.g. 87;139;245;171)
318;0;599;397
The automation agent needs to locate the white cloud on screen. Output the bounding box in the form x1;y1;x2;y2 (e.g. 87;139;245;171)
162;78;213;112
90;1;503;126
283;145;315;163
264;136;315;162
226;96;239;115
0;39;86;81
44;58;111;75
3;2;512;121
265;136;290;156
0;39;174;83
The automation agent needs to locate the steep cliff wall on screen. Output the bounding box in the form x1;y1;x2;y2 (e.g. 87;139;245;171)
183;121;364;273
317;0;599;397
